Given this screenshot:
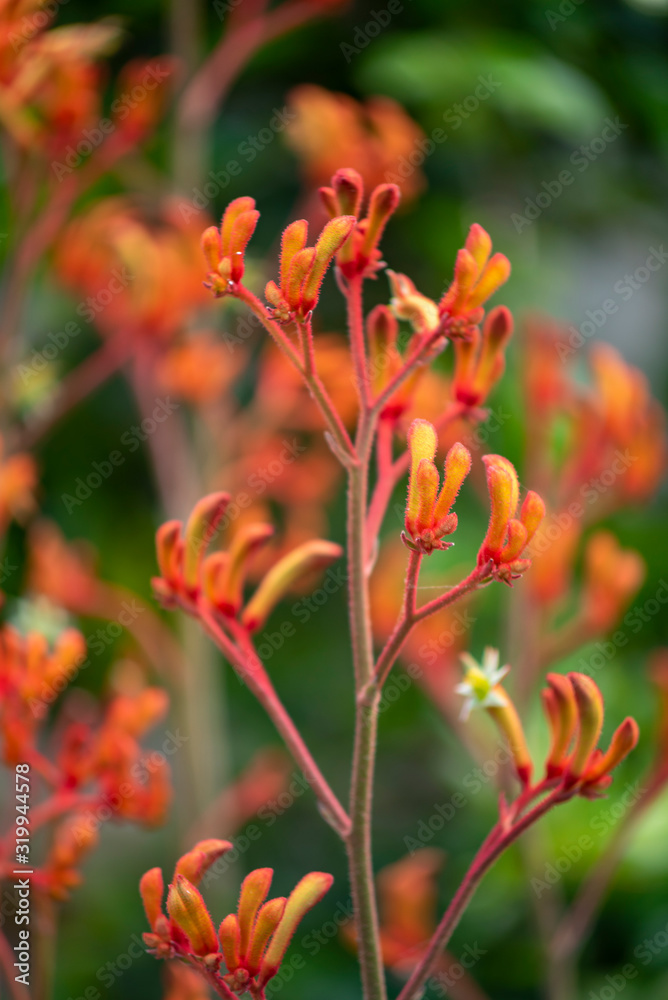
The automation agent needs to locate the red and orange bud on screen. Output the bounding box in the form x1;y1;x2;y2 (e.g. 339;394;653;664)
219;913;241;973
433;442;472;525
213;522;275;617
301;215;356;314
331;167;364;217
565;673;605;788
543;673;578;777
139;867;164;930
238;868;273;961
360;183;400;260
167;875;219;957
174;840;233;886
156;520;182;588
582;717;640;787
257;872;333;986
479;455;520;562
246;898;287;976
280;220;309;292
183;492;230;595
405;420;471;552
455;305;514;407
202;197;259;295
440;224;510;333
241;539;343;631
478;455;544;583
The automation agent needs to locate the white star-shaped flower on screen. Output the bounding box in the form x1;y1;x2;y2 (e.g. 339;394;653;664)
455;647;511;721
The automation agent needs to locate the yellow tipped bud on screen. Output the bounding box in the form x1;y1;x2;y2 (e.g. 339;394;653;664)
414;459;439;535
246;897;286;975
238;867;273;961
279;219;309;291
183;493;230;595
544;673;578;776
217;522;274;616
405;419;438;537
241;540;343;632
285;247;316;311
486;691;533;787
301;216;356;314
167;875;218;956
258;872;333;986
566;673;605;787
479;455;519;562
433;442;472;525
220;197;256;256
388;270;440;333
464;223;492;271
467;253;511;310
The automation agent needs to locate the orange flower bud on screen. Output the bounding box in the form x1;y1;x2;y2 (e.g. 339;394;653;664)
331;167;364;217
140;867;164;930
285;247;317;311
360;183;400;260
406;419;437;538
167;874;219;957
440;225;510;329
520;491;546;546
544;673;578;777
156;520;182;587
238;867;273;961
432;442;472;526
583;717;639;786
582;531;645;633
486;691;533;787
174;840;233;886
279;220;309;291
219;913;241;973
183;493;230;595
215;522;275;616
246;898;286;976
565;673;605;788
479;455;520;563
241;540;343;632
257;872;333;986
301;215;356;314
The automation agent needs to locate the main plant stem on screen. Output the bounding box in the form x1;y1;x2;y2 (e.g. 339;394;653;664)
345;273;387;1000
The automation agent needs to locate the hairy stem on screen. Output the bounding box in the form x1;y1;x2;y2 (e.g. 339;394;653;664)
345;269;387;1000
197;607;350;838
397;789;566;1000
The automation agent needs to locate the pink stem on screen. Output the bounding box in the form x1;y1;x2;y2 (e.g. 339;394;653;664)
397;788;569;1000
194;604;351;838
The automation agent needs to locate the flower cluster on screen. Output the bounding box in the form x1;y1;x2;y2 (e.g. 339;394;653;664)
152;492;342;632
0;624;173;897
141;842;333;997
403;419;471;553
457;650;639;796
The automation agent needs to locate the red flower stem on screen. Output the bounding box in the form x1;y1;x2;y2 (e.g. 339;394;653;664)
195;605;351;839
371;562;489;691
397;788;568;1000
195;961;237;999
346;274;371;410
235;285;355;462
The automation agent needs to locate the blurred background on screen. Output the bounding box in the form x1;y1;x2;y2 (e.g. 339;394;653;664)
2;0;668;998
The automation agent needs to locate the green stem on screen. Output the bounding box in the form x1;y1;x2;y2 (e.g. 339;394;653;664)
345;269;387;1000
